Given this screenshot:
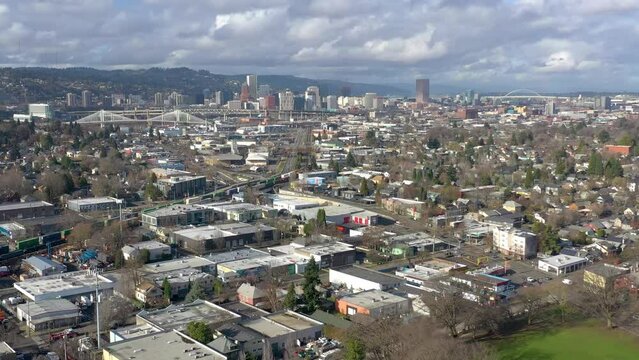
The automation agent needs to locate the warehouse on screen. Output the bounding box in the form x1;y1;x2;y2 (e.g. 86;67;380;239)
14;270;115;301
172;223;275;254
0;201;55;221
16;298;79;331
67;197;121;213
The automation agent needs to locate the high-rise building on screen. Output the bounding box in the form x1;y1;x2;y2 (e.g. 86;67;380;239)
154;92;163;107
545;101;556;115
28;104;52;119
363;93;376;110
215;91;224;106
240;83;251;103
416;79;429;104
596;96;611;110
246;74;258;100
340;86;352;97
326;95;338;110
66;93;78;107
305;86;320;111
258;84;271;97
279;89;294;111
111;94;125;107
81;90;91;108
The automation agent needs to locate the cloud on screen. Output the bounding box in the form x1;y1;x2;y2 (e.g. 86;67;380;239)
0;0;637;91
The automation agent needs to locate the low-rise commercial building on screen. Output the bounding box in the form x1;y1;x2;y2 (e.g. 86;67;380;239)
103;330;227;360
335;290;412;318
24;256;67;277
538;255;588;275
329;266;403;292
16;298;79;331
293;242;356;268
14;270;115;301
121;241;171;262
137;300;241;331
67;197;121;213
0;201;55;221
141;204;214;230
172;223;275;254
584;263;629;289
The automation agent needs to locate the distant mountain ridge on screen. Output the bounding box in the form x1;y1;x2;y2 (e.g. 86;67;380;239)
0;67;423;104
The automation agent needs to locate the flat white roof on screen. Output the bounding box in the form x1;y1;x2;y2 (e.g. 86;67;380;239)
14;271;114;301
539;254;587;268
105;330;226;360
0;201;53;211
339;289;409;309
218;254;307;272
67;197;119;206
142;256;214;274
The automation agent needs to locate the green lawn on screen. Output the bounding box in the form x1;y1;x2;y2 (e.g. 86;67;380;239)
496;325;639;360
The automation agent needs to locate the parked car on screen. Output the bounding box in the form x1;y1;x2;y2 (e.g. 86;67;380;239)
562;279;573;285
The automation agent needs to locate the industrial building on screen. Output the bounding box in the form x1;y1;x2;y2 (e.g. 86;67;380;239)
14;270;115;301
0;201;55;221
335;290;412;318
103;330;227;360
172;223;275;254
23;256;67;277
67;197;121;213
329;266;404;292
141;204;214;229
155;175;206;199
121;241;171;262
16;298;79;331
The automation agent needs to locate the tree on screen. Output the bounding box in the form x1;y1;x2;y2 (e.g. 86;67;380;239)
519;286;546;325
114;249;125;269
212;278;224;299
588;152;604;176
427;137;441;149
604;158;623;179
316;208;327;228
162;277;172;301
524;167;535;188
580;283;633;328
344;337;366;360
283;283;297;310
346;152;357;167
137;249;150;264
185;279;207;303
186;321;213;344
144;183;163;201
359;178;369;195
422;291;469;337
303;257;321;312
67;222;93;248
597;130;611;143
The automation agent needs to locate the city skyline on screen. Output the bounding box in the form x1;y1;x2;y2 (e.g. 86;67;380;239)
1;1;639;92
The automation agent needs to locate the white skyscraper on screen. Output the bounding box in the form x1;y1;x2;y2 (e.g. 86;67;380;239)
305;86;320;111
246;74;258;100
363;93;376;110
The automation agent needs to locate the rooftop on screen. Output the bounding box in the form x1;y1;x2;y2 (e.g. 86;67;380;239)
158;175;206;184
202;247;269;264
24;255;66;272
143;204;210;218
16;298;77;318
67;197;120;206
330;266;403;286
142;256;214;275
173;223;274;241
124;240;170;251
540;254;588;268
295;242;354;257
586;263;629;278
0;201;53;211
338;290;409;309
137;300;241;331
242;317;293;338
218;254;307;273
14;270;114;301
105;330;226;360
265;311;322;331
110;323;163;343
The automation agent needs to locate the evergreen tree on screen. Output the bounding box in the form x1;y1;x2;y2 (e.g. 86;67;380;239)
597;130;610;143
303;257;321;312
113;250;124;269
186;321;213;343
524;168;535;188
604;158;623;179
588;152;604;176
345;152;357;167
344;338;366;360
359;178;369;195
316;208;327;227
163;277;172;301
283;283;297;310
185;279;207;303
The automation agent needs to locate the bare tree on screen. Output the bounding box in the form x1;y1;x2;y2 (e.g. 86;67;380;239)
580;283;633;328
421;290;470;337
518;286;546;325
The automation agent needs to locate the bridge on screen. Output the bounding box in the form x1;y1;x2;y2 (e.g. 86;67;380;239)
485;89;558;100
76;110;208;125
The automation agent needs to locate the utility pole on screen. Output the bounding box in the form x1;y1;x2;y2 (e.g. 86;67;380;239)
95;269;101;349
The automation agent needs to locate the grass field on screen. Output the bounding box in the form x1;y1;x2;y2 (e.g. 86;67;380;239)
495;325;639;360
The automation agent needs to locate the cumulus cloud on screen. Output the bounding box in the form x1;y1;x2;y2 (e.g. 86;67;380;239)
0;0;637;91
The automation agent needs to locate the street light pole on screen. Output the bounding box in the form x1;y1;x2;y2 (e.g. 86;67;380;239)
95;269;101;349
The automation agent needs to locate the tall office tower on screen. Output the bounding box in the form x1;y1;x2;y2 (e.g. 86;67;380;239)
246;74;258;99
215;91;224;106
111;93;125;107
240;83;251;102
66;93;78;107
203;88;211;101
258;84;271;97
81;90;92;107
363;93;376;110
340;85;352;97
154;92;163;106
305;86;320;110
545;101;556;115
279;89;294;111
326;95;338;110
600;96;611;110
416;78;430;103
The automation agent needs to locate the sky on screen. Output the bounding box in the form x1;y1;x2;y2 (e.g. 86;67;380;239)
1;0;638;92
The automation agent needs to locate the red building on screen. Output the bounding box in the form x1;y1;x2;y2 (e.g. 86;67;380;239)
604;145;631;156
240;84;250;103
